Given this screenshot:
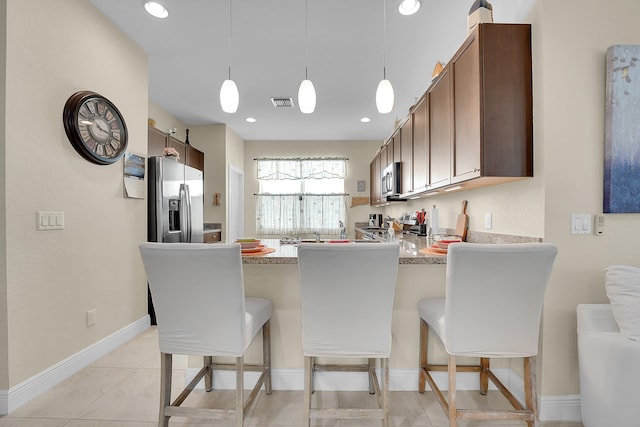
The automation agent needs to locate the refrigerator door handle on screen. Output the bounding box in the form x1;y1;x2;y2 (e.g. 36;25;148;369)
185;184;193;242
179;184;191;242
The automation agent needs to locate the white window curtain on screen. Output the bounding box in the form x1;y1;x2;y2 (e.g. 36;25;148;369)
256;158;347;235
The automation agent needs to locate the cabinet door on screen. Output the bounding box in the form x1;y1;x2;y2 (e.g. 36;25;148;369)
429;68;452;189
186;145;204;171
400;115;413;196
370;154;382;205
167;137;186;165
451;34;481;183
385;134;395;167
148;126;167;157
393;130;401;165
411;96;428;193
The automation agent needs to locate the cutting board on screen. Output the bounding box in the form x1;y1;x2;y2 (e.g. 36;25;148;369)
455;200;469;241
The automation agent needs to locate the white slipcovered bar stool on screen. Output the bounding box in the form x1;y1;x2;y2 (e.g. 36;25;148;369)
418;243;557;427
297;242;400;427
139;243;272;427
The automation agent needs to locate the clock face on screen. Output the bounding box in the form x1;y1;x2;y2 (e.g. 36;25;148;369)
63;91;128;165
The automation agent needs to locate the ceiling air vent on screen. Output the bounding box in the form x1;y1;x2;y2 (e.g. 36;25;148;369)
270;97;294;108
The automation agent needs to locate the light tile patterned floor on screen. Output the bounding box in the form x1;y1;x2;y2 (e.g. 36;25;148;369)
0;328;583;427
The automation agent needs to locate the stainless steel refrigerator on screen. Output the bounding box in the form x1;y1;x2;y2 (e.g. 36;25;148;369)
147;156;204;324
148;156;203;244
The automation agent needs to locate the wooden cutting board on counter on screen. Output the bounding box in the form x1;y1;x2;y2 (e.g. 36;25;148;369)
455;200;469;241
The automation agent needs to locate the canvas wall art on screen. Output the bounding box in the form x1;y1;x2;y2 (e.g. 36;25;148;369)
604;45;640;213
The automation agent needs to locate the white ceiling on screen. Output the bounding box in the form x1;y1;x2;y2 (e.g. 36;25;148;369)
90;0;533;141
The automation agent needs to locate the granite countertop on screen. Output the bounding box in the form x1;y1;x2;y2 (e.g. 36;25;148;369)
241;226;543;265
241;235;446;265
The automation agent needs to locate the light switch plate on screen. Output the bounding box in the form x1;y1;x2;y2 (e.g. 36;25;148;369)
571;213;591;235
37;211;64;231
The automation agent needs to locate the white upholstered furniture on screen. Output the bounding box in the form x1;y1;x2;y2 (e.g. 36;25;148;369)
578;304;640;427
297;242;400;427
418;243;557;427
139;243;272;427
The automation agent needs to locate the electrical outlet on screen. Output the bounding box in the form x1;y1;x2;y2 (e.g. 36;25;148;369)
87;309;96;327
484;213;492;230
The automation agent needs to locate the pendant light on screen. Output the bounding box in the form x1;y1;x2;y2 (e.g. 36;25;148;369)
220;0;239;113
298;0;316;114
398;0;421;16
376;0;394;114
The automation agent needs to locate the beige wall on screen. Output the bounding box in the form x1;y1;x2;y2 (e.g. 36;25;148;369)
0;0;7;390
537;0;640;396
244;140;383;238
3;0;148;386
189;125;227;233
148;101;187;138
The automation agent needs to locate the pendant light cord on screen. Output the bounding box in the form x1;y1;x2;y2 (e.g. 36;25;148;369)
228;0;233;79
382;0;387;79
305;0;309;79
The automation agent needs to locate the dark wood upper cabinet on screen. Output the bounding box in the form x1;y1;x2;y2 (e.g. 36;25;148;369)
167;136;187;165
429;66;452;189
147;126;205;172
370;151;382;205
374;23;532;201
148;126;168;158
400;113;414;196
186;145;204;171
450;23;533;184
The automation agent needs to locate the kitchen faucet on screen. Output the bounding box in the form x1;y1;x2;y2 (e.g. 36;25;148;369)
314;230;321;243
339;221;347;240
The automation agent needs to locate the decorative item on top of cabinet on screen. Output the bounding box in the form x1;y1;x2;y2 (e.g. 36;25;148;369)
147;126;204;172
468;0;493;34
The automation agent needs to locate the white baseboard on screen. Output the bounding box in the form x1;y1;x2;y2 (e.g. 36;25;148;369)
540;395;583;422
0;315;150;415
186;367;583;423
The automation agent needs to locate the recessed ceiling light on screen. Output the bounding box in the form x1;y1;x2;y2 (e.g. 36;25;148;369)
246;117;256;123
360;117;371;123
144;1;169;19
398;0;420;16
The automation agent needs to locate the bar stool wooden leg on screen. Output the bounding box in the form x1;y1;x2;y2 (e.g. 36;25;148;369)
303;356;312;427
524;356;539;427
448;354;457;427
418;319;429;393
382;357;390;427
159;352;171;427
262;321;272;394
480;357;490;395
235;356;244;427
368;358;376;394
204;356;213;392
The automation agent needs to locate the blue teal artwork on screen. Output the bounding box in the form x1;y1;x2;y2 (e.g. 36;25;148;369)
604;45;640;213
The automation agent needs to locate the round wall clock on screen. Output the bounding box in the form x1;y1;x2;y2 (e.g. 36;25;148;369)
63;91;128;165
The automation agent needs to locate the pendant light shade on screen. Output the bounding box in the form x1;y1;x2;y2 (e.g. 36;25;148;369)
376;78;394;114
220;79;239;113
298;76;316;114
398;0;420;15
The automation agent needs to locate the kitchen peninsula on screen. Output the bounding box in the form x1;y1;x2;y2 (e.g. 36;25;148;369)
232;233;541;389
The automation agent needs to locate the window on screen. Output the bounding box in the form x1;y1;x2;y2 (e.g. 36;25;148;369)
256;158;347;235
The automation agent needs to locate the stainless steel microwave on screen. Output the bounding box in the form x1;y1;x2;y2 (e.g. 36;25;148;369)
381;162;402;198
